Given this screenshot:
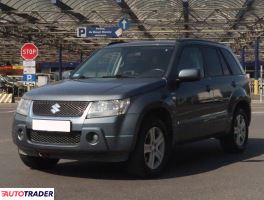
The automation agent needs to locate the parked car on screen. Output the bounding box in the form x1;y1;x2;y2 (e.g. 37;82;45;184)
13;39;251;177
0;74;25;95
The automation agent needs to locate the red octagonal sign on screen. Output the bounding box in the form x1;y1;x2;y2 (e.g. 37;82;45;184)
21;43;38;60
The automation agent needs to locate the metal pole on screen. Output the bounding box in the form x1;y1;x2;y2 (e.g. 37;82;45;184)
254;38;260;95
260;65;263;103
254;38;259;79
59;44;62;80
241;47;245;70
80;52;83;63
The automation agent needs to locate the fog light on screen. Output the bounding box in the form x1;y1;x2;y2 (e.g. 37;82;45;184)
17;129;25;141
86;132;99;145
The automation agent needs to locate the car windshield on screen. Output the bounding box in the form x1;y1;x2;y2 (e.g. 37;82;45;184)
71;45;174;79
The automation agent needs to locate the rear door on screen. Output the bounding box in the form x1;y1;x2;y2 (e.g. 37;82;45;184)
201;46;232;134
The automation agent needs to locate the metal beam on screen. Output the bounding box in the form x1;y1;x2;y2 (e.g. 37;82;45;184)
0;3;38;23
115;0;154;39
182;0;190;38
232;0;255;29
51;0;88;22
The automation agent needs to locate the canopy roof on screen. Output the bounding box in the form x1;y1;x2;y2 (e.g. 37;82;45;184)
0;0;263;63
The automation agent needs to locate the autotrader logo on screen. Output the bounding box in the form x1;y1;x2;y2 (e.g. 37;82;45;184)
0;188;54;200
50;103;61;114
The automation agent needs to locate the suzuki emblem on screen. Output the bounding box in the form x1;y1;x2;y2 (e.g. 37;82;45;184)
51;103;61;114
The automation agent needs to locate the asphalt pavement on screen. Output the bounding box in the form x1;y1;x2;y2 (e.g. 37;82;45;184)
0;103;263;200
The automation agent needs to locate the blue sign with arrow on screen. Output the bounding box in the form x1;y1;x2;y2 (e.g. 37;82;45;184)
77;27;123;38
118;18;130;31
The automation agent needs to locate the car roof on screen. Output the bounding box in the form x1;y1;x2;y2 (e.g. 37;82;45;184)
106;38;227;49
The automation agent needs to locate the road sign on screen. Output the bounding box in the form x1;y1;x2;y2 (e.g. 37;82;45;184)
23;60;36;67
23;74;36;82
118;18;130;30
21;43;38;60
77;27;87;37
23;66;36;74
77;27;122;38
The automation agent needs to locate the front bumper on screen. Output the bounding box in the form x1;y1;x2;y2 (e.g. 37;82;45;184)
12;112;139;162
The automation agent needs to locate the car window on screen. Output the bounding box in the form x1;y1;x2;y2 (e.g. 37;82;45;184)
202;47;223;77
178;46;204;76
221;48;243;75
218;49;231;76
72;46;174;78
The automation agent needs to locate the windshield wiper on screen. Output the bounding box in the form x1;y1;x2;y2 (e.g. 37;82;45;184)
101;74;134;78
70;75;90;79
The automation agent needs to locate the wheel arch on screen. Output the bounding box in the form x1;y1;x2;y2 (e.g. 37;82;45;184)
130;103;174;151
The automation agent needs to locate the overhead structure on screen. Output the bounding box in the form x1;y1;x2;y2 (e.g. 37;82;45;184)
0;0;264;63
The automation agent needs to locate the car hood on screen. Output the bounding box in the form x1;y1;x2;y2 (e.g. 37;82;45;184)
23;78;166;101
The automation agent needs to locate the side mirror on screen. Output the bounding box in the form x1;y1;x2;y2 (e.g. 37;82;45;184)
177;68;201;82
63;70;73;79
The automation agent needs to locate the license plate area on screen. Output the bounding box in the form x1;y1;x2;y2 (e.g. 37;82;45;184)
32;119;71;132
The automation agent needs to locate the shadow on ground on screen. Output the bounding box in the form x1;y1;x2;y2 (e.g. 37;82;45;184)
45;138;264;180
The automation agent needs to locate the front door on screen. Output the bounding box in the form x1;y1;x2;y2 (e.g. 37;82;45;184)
172;45;214;142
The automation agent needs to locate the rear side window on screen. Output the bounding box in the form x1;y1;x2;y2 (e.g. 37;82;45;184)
221;48;243;75
202;47;223;77
218;49;231;75
178;46;204;75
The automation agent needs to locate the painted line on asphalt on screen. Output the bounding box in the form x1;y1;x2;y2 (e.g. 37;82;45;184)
0;110;15;114
252;111;264;114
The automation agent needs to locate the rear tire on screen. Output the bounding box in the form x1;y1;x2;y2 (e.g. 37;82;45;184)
220;108;248;153
127;117;171;178
19;153;59;170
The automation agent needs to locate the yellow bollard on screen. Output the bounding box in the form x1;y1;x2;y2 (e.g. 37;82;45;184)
254;80;259;95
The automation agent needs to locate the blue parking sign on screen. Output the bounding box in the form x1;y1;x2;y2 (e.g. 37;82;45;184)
23;74;36;82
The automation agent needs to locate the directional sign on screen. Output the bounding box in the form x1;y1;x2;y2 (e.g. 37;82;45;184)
23;74;36;82
118;18;130;30
21;43;38;60
77;27;122;38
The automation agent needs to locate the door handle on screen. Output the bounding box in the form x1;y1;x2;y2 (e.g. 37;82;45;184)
206;85;211;92
231;81;236;87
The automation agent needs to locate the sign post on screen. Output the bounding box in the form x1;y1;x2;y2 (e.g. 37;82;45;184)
21;43;38;89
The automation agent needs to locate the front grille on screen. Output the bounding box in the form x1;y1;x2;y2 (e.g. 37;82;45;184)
29;130;81;145
32;101;88;117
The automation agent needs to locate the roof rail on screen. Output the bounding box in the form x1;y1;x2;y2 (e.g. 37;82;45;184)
107;40;127;46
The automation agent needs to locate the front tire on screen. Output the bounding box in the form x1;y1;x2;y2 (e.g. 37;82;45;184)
220;108;249;153
19;153;59;170
127;117;171;178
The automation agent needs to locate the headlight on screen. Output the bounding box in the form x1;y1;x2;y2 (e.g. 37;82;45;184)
87;98;130;118
16;99;31;116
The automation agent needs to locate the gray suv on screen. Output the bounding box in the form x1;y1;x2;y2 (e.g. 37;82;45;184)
13;39;251;177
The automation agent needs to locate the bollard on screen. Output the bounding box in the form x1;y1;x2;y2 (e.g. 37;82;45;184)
254;80;259;95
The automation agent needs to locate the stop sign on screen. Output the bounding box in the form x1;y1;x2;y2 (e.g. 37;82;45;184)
21;43;38;60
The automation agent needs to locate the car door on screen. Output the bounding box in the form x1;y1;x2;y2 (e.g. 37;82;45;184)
172;45;215;142
201;46;231;134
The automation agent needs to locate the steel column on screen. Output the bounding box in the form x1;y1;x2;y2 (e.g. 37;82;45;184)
255;38;259;79
59;44;62;80
241;47;246;70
